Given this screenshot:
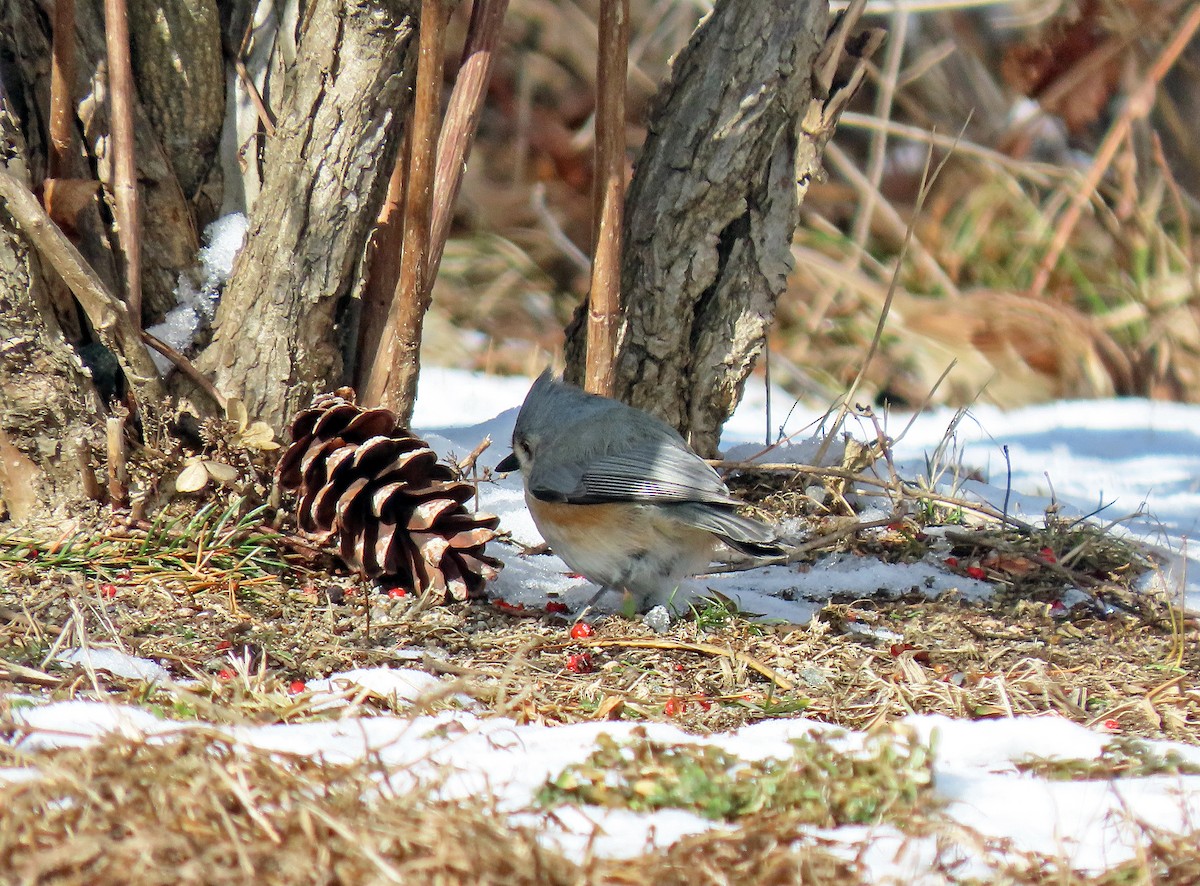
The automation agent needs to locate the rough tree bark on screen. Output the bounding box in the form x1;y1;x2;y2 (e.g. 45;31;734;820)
0;109;103;523
199;0;417;431
127;0;226;221
565;0;871;457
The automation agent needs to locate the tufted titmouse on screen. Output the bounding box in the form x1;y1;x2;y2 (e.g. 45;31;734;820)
496;371;783;611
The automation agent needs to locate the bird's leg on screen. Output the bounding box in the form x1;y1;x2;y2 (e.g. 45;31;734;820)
576;584;618;621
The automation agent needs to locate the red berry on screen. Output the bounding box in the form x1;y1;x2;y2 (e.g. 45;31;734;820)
386;587;408;599
546;600;569;614
566;653;594;674
494;600;528;615
1039;547;1057;563
945;556;959;567
966;566;987;580
215;640;232;652
1103;718;1121;732
664;696;686;716
288;679;306;694
569;621;595;640
99;583;117;599
117;569;132;581
1049;599;1066;612
693;693;712;711
217;668;235;681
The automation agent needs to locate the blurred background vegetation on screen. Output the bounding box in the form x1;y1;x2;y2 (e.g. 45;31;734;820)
433;0;1200;409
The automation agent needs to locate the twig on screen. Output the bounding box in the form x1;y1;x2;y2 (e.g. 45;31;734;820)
710;457;1037;532
561;637;795;692
427;0;510;281
0;166;165;402
456;435;492;474
1000;444;1012;525
584;0;628;397
140;330;227;411
103;0;143;327
234;18;277;137
106;411;129;509
837;111;1057;184
531;182;590;273
1028;2;1200;298
76;440;105;502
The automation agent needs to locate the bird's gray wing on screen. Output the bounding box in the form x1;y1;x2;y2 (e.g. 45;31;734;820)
528;438;735;505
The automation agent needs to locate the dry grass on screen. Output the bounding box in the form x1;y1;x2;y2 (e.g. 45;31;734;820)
2;715;1199;884
0;732;580;885
0;522;1193;742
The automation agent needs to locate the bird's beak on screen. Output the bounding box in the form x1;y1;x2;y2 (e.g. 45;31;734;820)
495;452;520;473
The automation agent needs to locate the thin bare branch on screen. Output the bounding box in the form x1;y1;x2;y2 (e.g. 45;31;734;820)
140;331;226;411
103;0;143;327
427;0;510;281
584;0;628;397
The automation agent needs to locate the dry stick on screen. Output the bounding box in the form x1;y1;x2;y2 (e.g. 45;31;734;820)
837;112;1059;184
140;330;227;411
426;0;510;281
234;14;277;137
365;0;446;417
106;412;128;508
76;440;105;502
531;182;590;273
0;167;165;402
560;638;795;692
584;0;628;398
1028;2;1200;299
103;0;143;328
712;455;1035;531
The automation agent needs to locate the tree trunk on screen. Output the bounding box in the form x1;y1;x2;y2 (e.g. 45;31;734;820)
199;0;417;431
0;109;104;523
127;0;226;224
564;0;841;457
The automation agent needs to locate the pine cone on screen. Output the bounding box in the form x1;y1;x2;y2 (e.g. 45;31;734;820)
276;388;502;601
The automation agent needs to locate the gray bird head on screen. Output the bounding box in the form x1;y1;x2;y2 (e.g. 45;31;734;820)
496;370;680;474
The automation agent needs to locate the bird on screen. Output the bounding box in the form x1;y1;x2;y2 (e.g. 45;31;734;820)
495;371;783;612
